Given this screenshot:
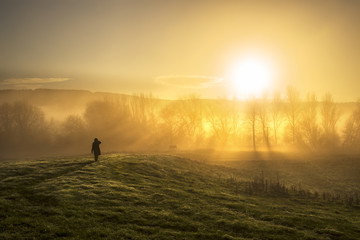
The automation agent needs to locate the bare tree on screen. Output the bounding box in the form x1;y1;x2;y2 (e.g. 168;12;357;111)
270;92;284;145
129;93;158;130
12;101;47;136
206;101;231;147
84;99;133;150
320;93;340;147
0;103;14;140
246;98;259;151
342;100;360;151
60;115;88;146
0;101;49;152
258;94;270;148
160;94;204;148
159;102;180;147
178;94;204;143
285;86;302;145
205;99;241;148
300;93;319;149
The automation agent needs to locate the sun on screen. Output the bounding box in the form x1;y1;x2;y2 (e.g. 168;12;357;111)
228;56;274;98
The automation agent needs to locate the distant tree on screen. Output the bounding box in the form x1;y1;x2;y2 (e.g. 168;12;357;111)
206;101;230;147
205;99;240;148
246;98;259;151
129;93;158;130
258;94;270;148
12;101;47;136
62;115;87;134
159;95;204;148
270;92;284;145
84;99;133;149
159;100;185;147
57;115;89;150
0;102;14;140
0;101;49;151
300;93;320;149
285;87;302;145
229;98;243;147
342;100;360;151
320;93;340;148
178;95;204;144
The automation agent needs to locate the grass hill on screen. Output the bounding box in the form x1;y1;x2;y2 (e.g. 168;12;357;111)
0;154;360;239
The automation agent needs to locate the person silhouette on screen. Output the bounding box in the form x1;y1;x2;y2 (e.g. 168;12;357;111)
91;138;101;161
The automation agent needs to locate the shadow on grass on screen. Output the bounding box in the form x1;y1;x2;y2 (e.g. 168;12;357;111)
1;160;96;207
1;159;94;195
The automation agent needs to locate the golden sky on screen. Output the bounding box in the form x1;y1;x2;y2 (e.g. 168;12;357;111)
1;0;360;100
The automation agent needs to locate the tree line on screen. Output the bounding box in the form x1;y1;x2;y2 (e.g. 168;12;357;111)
1;88;360;157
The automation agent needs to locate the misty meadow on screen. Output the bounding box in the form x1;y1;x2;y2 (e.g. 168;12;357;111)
1;90;360;239
2;0;360;239
1;89;360;158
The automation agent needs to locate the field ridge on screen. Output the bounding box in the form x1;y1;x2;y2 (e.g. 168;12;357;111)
0;154;359;239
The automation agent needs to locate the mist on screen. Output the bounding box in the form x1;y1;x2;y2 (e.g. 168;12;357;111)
0;89;360;160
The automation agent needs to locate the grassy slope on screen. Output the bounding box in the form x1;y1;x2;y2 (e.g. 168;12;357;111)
0;154;359;240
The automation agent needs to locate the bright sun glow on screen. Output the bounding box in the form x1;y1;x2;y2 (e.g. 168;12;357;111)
229;56;274;98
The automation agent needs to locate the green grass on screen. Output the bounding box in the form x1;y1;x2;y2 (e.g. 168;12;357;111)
0;154;360;239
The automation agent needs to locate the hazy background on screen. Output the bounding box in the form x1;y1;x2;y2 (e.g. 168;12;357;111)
1;89;360;159
2;1;360;158
1;0;360;100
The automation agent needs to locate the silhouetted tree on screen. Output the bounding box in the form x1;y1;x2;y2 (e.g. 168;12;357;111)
84;99;133;150
0;101;49;152
0;102;14;142
320;93;340;148
342;100;360;151
129;93;158;130
270;92;284;145
178;95;204;145
285;87;302;145
300;93;319;149
159;95;205;148
206;99;241;148
259;94;270;148
56;115;89;151
159;100;185;147
246;98;259;151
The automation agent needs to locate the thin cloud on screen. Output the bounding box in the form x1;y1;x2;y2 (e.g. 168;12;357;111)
1;78;71;85
1;78;70;85
155;75;223;89
4;84;44;89
0;78;71;90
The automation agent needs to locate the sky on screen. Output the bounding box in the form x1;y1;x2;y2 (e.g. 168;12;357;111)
1;0;360;100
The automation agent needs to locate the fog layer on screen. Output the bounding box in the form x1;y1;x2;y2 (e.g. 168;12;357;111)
0;89;359;159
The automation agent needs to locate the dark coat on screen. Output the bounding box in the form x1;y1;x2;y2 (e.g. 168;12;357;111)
91;140;101;156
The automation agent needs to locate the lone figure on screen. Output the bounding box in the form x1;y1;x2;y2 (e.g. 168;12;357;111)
91;138;101;161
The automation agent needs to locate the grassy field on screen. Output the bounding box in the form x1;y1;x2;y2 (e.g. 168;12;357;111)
0;153;360;239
